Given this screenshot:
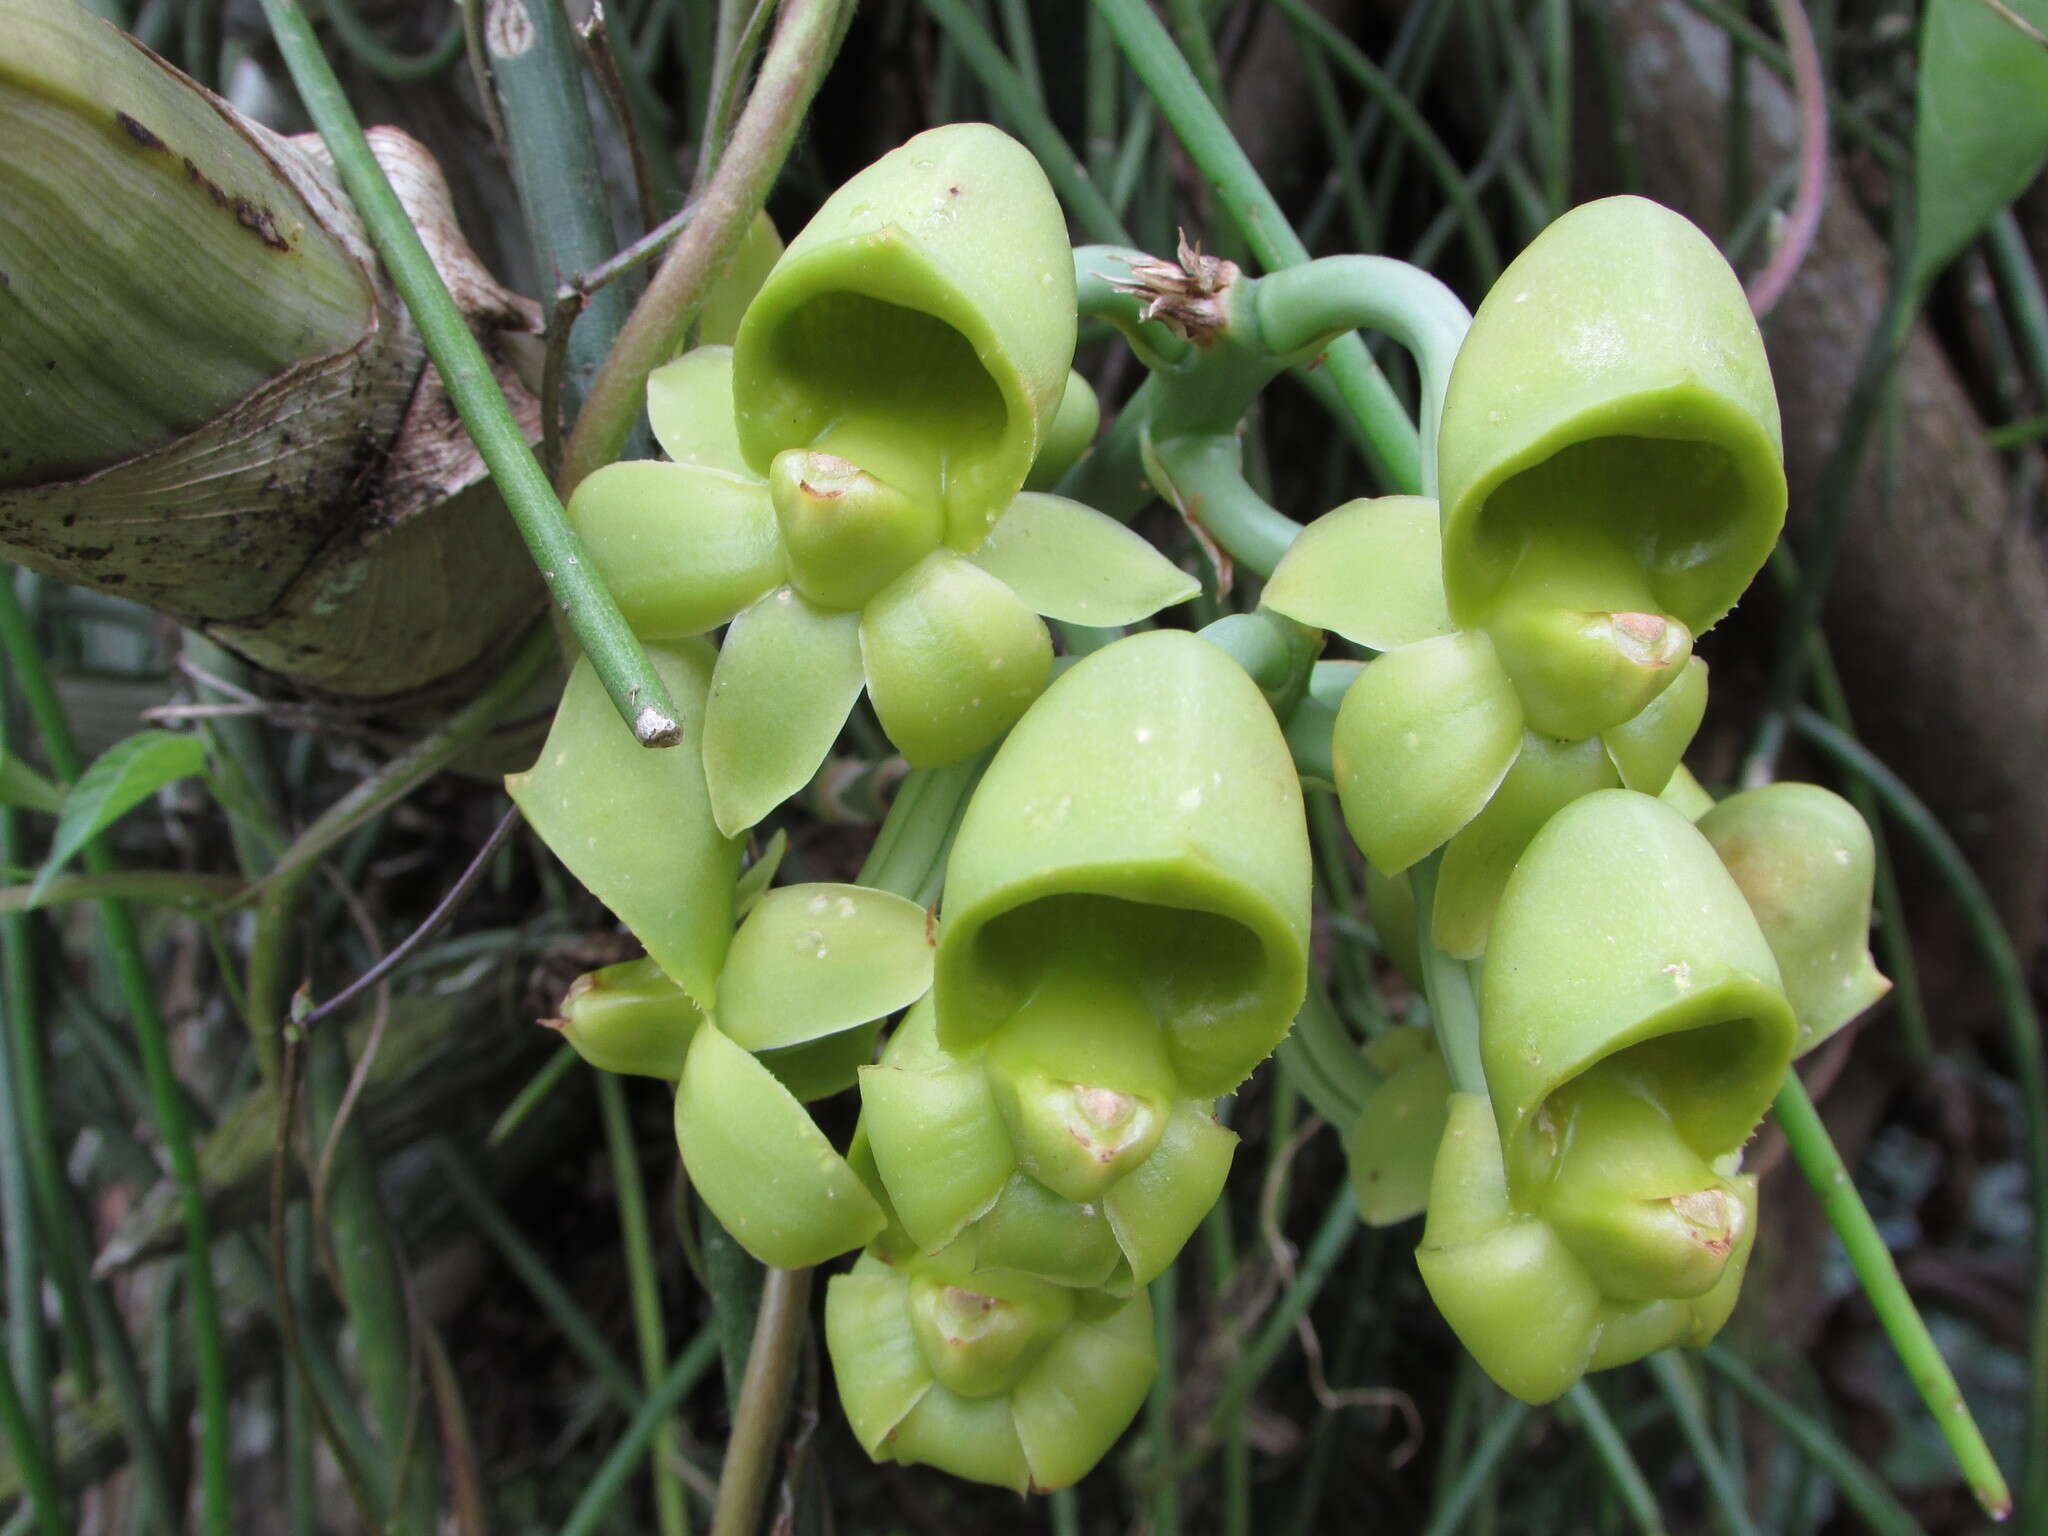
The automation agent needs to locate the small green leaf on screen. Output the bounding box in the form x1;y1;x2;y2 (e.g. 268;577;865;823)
701;587;865;836
1262;495;1455;651
1602;655;1709;793
33;731;206;902
673;1022;885;1269
646;345;752;473
0;750;65;816
718;882;934;1052
1332;632;1523;875
565;460;784;639
968;492;1198;625
1910;0;2048;292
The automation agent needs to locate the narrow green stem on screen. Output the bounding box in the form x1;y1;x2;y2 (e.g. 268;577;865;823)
1421;1396;1534;1536
486;1042;580;1147
1253;255;1471;496
1770;1071;2012;1518
258;0;684;746
709;1264;813;1536
1791;706;2046;1517
430;1139;643;1407
0;1349;64;1536
1268;0;1500;280
1562;1383;1666;1536
1987;212;2048;415
1091;0;1421;492
562;0;852;497
1165;1190;1357;1481
559;1328;722;1536
306;1029;439;1533
1698;1345;1922;1536
1644;1352;1760;1536
1407;856;1485;1097
0;571;229;1536
597;1073;690;1536
0;730;51;1492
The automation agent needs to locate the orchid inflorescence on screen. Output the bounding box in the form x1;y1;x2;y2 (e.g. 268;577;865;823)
508;122;1887;1490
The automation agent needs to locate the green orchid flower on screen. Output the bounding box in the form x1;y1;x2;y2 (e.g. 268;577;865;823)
1435;195;1785;741
1416;1092;1758;1404
565;125;1195;835
825;1239;1155;1492
1412;789;1795;1401
933;628;1313;1098
1264;494;1709;956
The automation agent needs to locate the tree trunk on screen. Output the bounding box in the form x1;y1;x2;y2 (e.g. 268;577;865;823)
0;0;545;704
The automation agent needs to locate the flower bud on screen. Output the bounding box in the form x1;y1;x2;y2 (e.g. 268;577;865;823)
552;957;703;1079
1698;784;1891;1053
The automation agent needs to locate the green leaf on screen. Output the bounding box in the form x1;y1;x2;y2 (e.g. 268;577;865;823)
0;750;64;815
1331;632;1523;875
32;731;205;902
673;1022;885;1269
645;345;752;473
701;587;865;836
565;460;784;639
1911;0;2048;292
1262;495;1455;652
718;882;934;1052
967;492;1198;625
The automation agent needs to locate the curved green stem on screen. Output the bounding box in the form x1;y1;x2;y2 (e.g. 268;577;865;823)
0;571;229;1536
259;0;683;746
709;1265;812;1536
321;0;464;81
562;0;852;498
1090;0;1422;493
1254;257;1472;496
1150;434;1301;579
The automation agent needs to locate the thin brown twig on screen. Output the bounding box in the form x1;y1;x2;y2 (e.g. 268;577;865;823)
1255;1115;1423;1467
542;199;704;474
580;4;660;232
1747;0;1828;318
304;806;522;1028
